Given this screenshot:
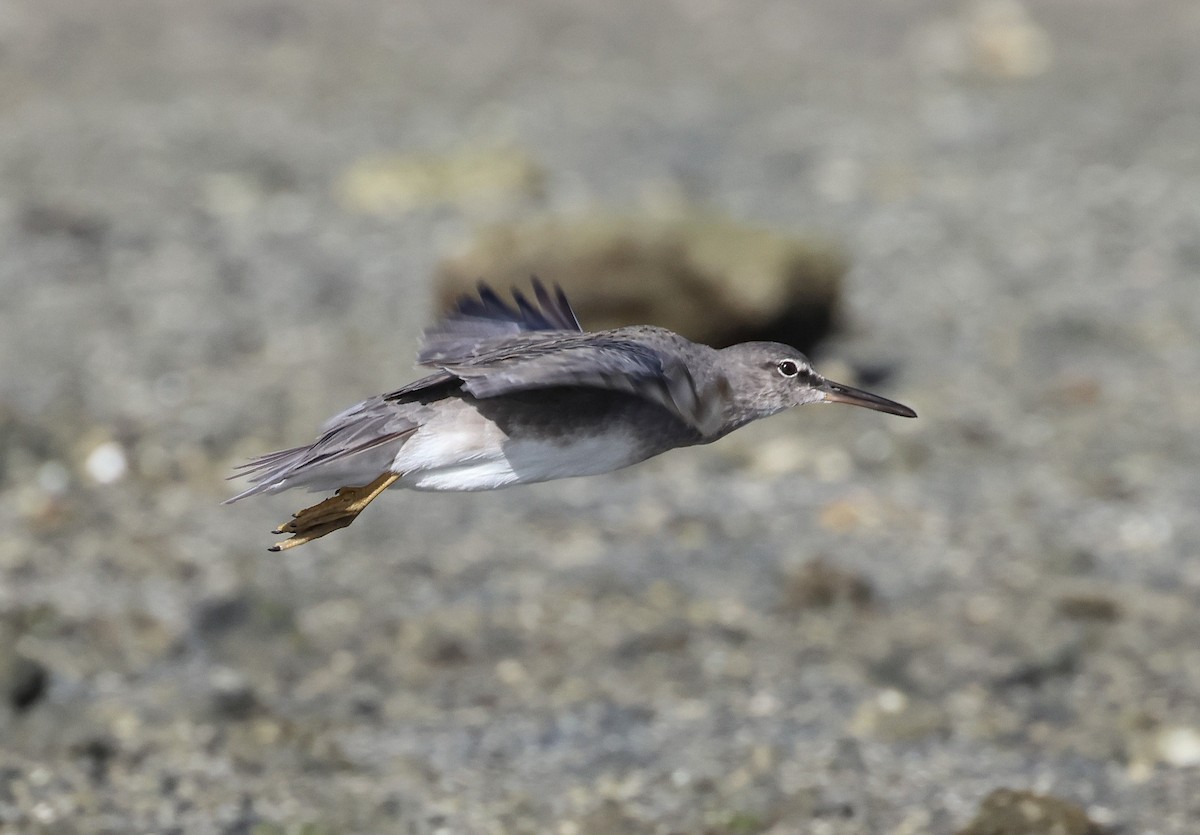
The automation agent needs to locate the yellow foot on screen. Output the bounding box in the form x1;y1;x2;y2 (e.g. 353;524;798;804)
269;472;400;552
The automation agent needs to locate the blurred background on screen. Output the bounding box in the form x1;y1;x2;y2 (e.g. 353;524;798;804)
1;0;1198;832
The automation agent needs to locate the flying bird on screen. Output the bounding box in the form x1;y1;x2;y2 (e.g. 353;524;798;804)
228;280;916;550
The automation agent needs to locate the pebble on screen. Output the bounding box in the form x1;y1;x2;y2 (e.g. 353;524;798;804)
84;441;128;485
1155;726;1200;769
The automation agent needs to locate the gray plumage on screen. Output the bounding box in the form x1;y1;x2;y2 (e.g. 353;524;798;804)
228;279;915;549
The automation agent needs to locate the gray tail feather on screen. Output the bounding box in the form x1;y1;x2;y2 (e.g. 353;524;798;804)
223;445;313;504
223;430;413;504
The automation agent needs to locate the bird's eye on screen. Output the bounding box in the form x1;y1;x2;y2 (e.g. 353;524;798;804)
777;359;800;378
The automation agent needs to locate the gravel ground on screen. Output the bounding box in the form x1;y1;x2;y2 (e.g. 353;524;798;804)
2;1;1199;833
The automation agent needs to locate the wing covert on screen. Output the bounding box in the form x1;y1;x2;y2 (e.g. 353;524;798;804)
444;333;724;436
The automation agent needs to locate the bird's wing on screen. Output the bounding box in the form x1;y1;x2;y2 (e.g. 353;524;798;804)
418;278;582;365
387;278;588;402
393;283;721;431
419;329;724;436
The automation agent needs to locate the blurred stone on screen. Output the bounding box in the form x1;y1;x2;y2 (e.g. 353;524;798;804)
967;0;1053;79
19;202;109;247
192;595;252;636
208;667;259;720
993;644;1080;690
574;800;643;835
614;621;691;661
419;634;470;666
1047;375;1102;408
1;618;50;714
3;651;49;713
84;441;128;485
336;147;544;215
956;788;1107;835
779;559;874;612
69;735;117;783
193;593;295;638
849;688;948;743
1154;726;1200;769
817;493;880;533
436;211;847;351
1055;594;1121;623
913;0;1052;80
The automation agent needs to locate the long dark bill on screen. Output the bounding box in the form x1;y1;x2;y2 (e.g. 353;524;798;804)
820;380;917;418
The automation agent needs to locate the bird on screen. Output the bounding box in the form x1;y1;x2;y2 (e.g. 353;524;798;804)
227;279;916;551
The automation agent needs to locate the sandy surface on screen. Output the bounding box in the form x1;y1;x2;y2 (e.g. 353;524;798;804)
1;0;1199;832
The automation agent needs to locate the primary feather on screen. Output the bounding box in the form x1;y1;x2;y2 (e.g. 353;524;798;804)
418;277;581;364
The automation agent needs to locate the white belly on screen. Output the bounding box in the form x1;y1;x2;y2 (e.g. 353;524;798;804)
394;430;647;492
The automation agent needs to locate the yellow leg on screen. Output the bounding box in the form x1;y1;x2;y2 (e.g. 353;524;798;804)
269;472;400;552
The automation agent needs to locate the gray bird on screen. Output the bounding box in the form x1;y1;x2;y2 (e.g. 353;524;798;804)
228;280;916;550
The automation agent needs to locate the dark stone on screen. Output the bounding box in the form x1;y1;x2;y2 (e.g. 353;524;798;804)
7;654;49;712
71;735;118;783
780;558;874;612
956;789;1108;835
613;622;691;660
1056;594;1122;623
209;670;260;720
19;203;109;247
420;635;470;666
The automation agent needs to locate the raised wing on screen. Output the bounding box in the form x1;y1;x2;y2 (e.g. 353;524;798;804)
419;278;582;365
391;282;724;434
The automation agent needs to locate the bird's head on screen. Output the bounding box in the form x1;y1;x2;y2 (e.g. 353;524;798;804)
714;342;916;432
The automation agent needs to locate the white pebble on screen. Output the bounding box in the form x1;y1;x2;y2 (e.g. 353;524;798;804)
877;688;908;714
85;441;128;484
1157;726;1200;768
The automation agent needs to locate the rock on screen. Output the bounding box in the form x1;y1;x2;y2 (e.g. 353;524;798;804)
208;667;260;720
956;789;1107;835
1129;722;1200;774
435;211;846;352
1;620;50;713
1155;726;1200;769
3;653;49;713
991;641;1081;690
19;202;109;247
83;440;128;485
1055;594;1122;623
69;735;118;782
779;559;874;612
418;633;470;667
